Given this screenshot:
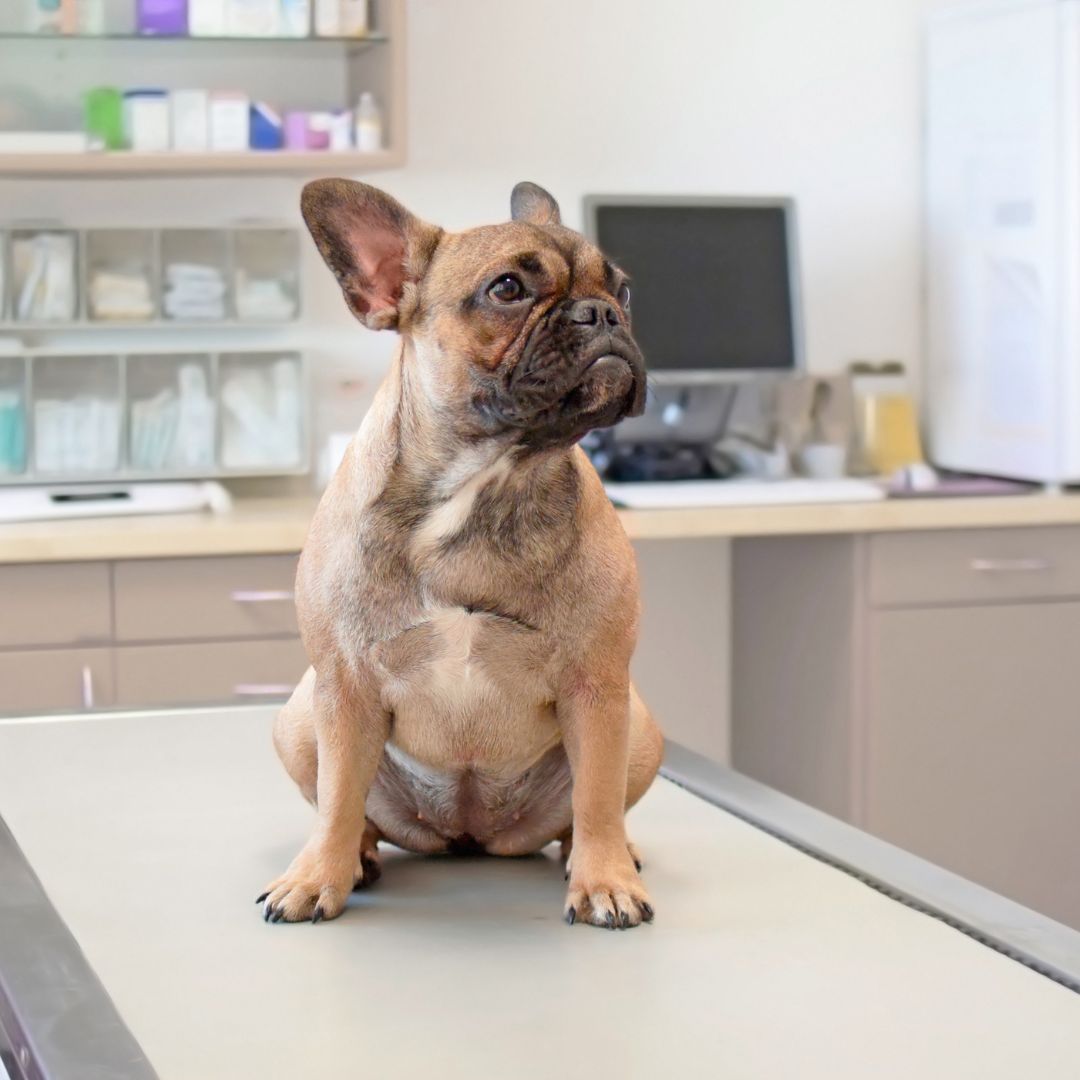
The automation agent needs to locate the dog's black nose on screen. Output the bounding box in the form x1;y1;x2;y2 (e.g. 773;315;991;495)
568;298;620;328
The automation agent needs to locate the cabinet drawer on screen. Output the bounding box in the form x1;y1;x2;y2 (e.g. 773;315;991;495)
0;647;114;715
0;562;111;647
114;638;308;708
869;527;1080;607
114;555;299;642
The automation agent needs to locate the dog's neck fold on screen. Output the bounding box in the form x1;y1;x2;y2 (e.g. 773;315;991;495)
394;337;571;503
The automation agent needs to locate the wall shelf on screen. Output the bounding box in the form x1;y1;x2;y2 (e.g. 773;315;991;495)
0;0;406;179
0;148;404;178
0;32;388;47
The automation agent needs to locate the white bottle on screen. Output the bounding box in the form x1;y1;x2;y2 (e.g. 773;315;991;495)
354;91;382;152
313;0;339;36
339;0;367;36
171;90;210;151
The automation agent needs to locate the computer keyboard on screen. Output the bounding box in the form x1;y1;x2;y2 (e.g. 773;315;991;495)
604;478;886;509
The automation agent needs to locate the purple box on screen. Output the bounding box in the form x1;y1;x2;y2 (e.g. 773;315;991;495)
284;112;310;151
137;0;188;35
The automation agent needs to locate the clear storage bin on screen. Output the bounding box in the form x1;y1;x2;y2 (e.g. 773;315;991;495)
10;230;79;323
0;356;27;476
127;354;216;473
86;229;157;322
219;352;304;470
160;230;230;321
232;229;300;322
32;355;122;474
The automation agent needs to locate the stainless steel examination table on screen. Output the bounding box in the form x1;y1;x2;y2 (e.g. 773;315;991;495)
2;708;1080;1080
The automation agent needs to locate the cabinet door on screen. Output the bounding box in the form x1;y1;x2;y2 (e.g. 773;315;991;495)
0;563;111;647
0;647;114;715
866;602;1080;928
114;638;308;709
114;555;299;642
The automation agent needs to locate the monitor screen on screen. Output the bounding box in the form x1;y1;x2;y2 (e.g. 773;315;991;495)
590;201;799;372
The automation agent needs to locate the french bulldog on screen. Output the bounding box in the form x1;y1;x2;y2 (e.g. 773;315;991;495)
259;179;663;929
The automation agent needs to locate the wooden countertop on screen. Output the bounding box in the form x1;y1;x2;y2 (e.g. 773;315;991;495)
3;490;1080;564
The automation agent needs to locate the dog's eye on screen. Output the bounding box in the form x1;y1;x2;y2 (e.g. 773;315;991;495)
617;283;631;310
488;274;527;304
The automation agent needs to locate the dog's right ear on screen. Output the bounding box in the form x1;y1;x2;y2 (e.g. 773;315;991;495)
301;179;442;330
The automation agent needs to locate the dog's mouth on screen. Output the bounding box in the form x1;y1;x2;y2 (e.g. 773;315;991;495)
471;302;646;449
564;352;637;415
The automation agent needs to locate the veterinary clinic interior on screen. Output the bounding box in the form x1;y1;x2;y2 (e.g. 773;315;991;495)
2;2;1080;1078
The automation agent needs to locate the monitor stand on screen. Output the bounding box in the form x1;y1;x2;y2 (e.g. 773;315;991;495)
584;381;744;482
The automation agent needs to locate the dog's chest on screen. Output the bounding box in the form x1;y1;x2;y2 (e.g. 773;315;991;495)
374;605;559;767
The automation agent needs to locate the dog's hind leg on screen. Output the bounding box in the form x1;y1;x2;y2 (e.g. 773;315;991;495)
354;819;383;888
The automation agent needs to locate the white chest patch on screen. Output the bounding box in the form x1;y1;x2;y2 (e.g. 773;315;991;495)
424;606;487;694
412;454;512;557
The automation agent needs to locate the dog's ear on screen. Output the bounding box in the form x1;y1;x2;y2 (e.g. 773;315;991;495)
301;179;442;330
510;181;561;227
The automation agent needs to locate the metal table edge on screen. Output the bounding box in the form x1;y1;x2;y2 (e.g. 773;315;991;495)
0;814;158;1080
661;740;1080;995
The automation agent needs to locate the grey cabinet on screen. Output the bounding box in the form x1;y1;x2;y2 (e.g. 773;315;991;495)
866;602;1080;928
0;556;305;717
633;538;730;763
114;555;299;641
733;526;1080;929
0;647;114;713
115;639;309;709
0;562;111;647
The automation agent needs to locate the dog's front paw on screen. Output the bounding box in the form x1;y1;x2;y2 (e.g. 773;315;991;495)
564;846;654;930
256;844;361;924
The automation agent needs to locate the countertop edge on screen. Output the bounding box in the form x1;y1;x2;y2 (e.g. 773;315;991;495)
4;493;1080;563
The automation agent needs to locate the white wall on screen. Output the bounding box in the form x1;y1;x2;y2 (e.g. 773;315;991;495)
386;0;929;377
1;0;932;429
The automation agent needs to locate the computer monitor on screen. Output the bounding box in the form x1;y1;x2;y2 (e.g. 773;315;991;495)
583;196;804;382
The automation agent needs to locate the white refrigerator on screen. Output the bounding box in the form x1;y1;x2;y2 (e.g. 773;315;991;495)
927;0;1080;483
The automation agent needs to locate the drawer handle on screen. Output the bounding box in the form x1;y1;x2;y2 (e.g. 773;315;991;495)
230;590;295;603
233;683;295;696
81;665;94;710
970;557;1051;573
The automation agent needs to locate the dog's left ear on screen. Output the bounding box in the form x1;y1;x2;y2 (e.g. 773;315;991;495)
511;181;561;227
302;179;442;330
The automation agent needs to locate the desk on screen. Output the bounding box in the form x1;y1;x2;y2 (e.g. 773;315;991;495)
0;707;1078;1080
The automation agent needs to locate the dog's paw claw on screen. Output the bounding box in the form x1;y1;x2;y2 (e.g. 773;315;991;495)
257;852;355;924
564;851;653;930
255;891;269;905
